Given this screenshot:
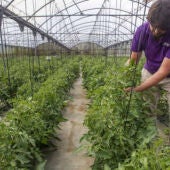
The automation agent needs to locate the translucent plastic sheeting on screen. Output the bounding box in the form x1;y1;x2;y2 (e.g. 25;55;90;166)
0;0;154;48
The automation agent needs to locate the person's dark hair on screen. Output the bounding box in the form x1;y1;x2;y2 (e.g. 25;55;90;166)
147;0;170;31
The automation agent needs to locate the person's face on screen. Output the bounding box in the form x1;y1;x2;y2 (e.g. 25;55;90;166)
149;24;166;39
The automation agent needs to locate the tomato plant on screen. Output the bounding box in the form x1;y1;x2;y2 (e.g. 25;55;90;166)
81;57;162;169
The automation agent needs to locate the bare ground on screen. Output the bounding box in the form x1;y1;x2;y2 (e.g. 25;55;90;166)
45;75;94;170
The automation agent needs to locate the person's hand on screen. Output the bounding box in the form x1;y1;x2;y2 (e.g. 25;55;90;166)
124;86;141;92
124;87;135;92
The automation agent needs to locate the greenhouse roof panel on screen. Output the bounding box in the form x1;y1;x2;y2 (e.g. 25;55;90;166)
1;0;154;48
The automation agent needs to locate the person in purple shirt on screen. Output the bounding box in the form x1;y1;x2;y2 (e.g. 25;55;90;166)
125;0;170;117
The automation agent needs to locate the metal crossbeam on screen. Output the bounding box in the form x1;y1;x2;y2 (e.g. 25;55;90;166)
0;5;70;51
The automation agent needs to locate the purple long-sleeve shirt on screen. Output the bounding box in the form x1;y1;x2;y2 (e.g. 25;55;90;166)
131;22;170;75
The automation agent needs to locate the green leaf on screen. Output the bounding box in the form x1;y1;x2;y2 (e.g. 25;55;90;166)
35;160;47;170
104;164;111;170
10;161;16;167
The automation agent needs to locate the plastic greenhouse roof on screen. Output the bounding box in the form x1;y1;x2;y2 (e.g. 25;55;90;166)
0;0;155;49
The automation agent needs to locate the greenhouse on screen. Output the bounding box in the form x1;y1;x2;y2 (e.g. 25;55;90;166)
0;0;170;169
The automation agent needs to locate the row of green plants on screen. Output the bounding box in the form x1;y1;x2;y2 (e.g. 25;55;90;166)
0;56;61;113
14;58;63;100
0;58;79;169
116;139;170;170
81;57;170;170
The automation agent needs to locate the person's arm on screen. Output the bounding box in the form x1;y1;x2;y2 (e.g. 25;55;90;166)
125;51;142;66
126;57;170;92
125;24;144;66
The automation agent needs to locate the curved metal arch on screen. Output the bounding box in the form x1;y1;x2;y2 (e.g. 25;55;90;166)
66;34;128;49
106;39;132;50
45;22;131;48
38;0;88;28
26;0;55;21
66;40;106;49
54;21;132;38
57;25;132;38
47;4;148;48
53;31;125;46
78;34;131;49
38;7;148;30
5;0;150;29
74;32;127;44
3;0;150;49
71;41;105;49
47;13;137;34
6;0;150;19
53;21;132;41
59;36;104;48
54;22;132;38
58;26;129;48
67;35;121;45
56;29;128;48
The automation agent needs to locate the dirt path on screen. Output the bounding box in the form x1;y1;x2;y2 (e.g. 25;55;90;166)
45;75;94;170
